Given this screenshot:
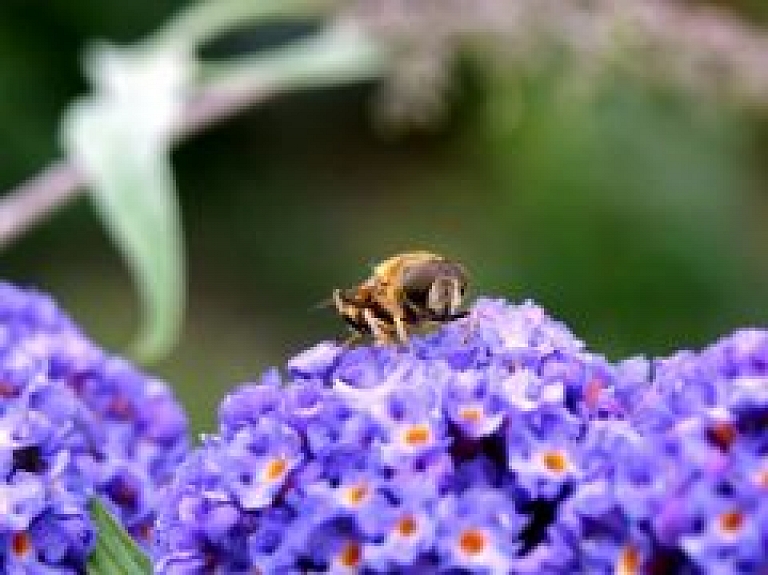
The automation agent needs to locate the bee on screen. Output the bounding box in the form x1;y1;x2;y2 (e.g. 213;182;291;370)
333;251;469;344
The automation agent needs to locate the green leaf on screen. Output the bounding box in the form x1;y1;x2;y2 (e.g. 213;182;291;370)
61;46;188;363
151;0;339;50
198;22;385;94
87;498;153;575
85;148;185;363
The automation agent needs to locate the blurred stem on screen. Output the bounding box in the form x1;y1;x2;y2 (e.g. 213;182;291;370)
0;84;275;251
0;161;85;250
151;0;339;49
0;15;389;253
198;22;387;93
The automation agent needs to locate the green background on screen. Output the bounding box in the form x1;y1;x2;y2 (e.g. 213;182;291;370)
2;0;768;434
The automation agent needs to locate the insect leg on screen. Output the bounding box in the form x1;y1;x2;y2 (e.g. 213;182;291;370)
344;330;364;347
461;309;477;344
332;288;345;312
363;308;390;345
393;314;409;344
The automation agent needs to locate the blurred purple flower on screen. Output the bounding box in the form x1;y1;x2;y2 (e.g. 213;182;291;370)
0;282;188;571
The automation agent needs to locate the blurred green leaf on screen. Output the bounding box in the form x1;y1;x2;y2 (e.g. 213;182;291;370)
477;69;759;356
198;22;385;93
85;147;185;362
86;498;152;575
61;46;188;362
151;0;339;49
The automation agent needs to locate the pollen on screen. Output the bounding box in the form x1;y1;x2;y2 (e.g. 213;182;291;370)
338;541;362;567
459;405;484;423
395;515;418;537
616;544;640;575
108;396;134;419
263;458;288;482
707;421;737;451
541;449;568;474
404;424;431;446
11;532;31;557
458;528;487;556
138;523;153;542
584;378;603;409
344;482;369;506
718;510;744;534
0;381;16;399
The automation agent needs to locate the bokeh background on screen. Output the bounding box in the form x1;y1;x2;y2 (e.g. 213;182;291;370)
2;0;768;434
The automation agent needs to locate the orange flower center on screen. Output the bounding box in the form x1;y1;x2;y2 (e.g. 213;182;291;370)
458;528;487;556
345;482;369;506
396;515;417;537
708;422;737;451
11;532;31;557
542;450;568;473
718;510;744;534
0;381;16;398
138;523;153;542
339;542;362;567
459;406;484;423
616;544;640;575
108;396;134;419
263;458;287;482
758;471;768;489
404;424;431;446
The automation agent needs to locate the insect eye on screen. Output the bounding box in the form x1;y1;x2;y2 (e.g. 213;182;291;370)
403;266;440;302
403;285;430;308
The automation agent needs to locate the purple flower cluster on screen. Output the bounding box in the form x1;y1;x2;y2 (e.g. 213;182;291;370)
152;298;768;574
0;283;188;572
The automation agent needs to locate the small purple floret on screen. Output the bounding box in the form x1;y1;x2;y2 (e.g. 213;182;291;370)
152;298;768;573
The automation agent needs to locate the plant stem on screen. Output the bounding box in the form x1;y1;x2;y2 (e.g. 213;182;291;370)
0;161;85;250
198;22;386;93
150;0;339;49
0;81;274;251
0;23;385;251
